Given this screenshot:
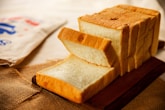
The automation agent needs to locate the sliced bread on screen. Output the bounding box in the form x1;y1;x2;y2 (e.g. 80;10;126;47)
116;4;160;67
58;27;119;72
36;55;117;103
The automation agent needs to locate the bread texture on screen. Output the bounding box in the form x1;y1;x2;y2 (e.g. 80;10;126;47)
36;55;117;103
78;5;160;74
58;27;119;69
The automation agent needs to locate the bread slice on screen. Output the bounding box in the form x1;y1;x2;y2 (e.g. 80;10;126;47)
36;55;117;103
58;27;120;72
78;5;160;74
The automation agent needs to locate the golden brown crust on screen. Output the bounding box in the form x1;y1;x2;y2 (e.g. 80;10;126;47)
36;73;82;103
78;7;129;30
151;14;160;55
78;6;157;30
116;4;160;16
58;27;112;51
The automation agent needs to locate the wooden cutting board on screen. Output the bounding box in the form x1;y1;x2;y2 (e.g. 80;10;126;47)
87;57;165;109
29;57;165;110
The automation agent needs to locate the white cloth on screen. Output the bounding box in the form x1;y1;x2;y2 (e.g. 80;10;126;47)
0;16;66;66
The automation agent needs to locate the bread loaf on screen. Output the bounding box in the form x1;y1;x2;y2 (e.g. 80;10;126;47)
35;4;160;104
36;55;117;103
78;4;160;74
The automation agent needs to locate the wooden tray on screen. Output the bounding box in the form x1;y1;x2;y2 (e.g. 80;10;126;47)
87;57;165;109
32;57;165;110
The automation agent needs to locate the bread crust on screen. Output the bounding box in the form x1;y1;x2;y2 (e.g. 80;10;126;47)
36;73;83;103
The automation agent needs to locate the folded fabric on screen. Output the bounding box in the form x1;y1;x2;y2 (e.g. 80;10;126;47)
0;67;40;110
0;16;66;66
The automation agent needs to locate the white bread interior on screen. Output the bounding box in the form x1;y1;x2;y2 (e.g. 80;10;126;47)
36;55;117;103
